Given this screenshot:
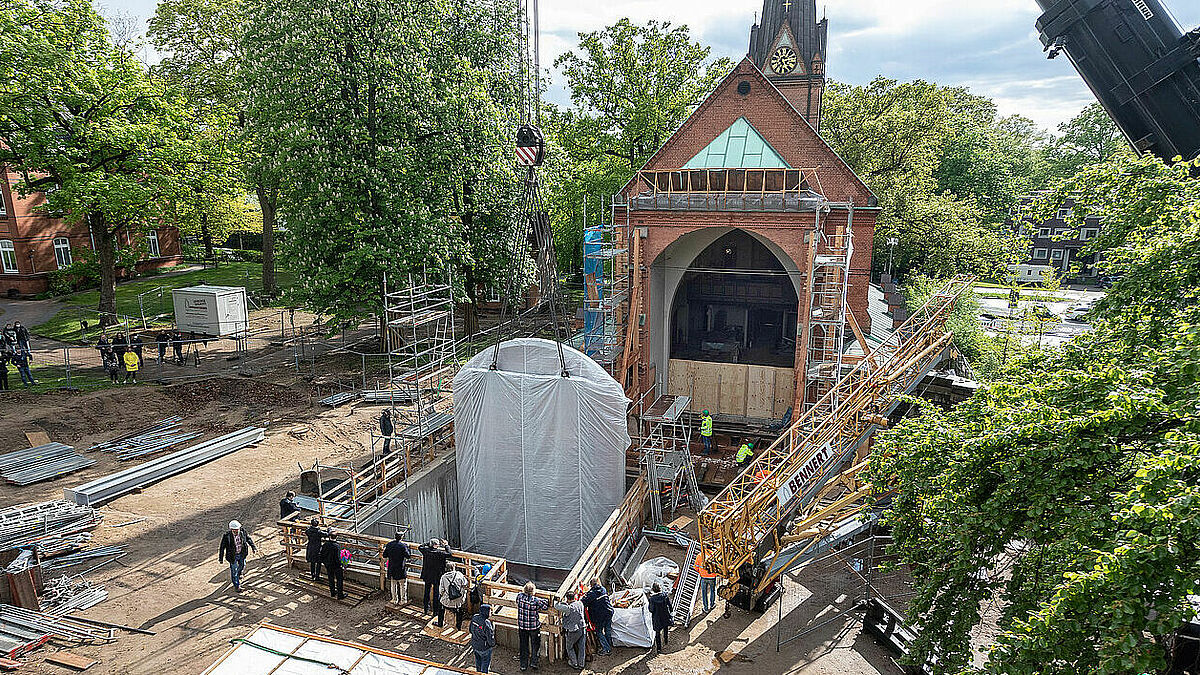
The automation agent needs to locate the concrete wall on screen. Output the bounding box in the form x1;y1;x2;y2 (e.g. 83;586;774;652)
357;450;460;546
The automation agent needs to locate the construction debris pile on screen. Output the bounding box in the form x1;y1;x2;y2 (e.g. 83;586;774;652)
0;444;95;486
90;416;201;461
39;578;107;615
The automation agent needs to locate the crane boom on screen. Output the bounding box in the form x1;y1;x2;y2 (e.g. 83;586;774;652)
697;275;975;606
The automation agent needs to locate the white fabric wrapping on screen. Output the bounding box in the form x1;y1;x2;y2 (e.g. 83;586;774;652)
454;338;631;569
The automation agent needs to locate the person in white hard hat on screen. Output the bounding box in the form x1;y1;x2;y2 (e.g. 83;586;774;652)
218;520;257;592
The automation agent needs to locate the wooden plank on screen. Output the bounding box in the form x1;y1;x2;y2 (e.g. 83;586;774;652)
745;366;774;418
25;431;50;447
717;364;747;417
775;367;796;417
47;652;99;671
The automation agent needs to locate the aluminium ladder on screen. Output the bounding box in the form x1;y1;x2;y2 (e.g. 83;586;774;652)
671;539;701;626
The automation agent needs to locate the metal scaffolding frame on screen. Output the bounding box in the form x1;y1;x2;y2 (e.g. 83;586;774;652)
635;379;703;526
581;198;631;372
799;201;854;419
383;273;458;439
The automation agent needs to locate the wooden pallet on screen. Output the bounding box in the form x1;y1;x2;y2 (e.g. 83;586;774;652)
288;575;375;607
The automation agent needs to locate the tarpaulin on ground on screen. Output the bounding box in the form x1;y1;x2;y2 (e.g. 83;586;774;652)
454;338;631;570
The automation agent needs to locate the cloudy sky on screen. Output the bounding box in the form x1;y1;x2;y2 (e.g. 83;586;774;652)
108;0;1200;132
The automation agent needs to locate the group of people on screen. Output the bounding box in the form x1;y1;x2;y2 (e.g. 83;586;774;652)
238;494;721;672
96;330;191;383
0;321;34;389
302;517;351;599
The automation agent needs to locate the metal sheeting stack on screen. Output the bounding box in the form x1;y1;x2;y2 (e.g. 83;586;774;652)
90;416;202;461
0;501;102;555
0;605;115;644
65;427;267;507
0;443;95;486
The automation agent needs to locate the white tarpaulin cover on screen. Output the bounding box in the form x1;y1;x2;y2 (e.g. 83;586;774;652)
454;338;631;569
203;626;468;674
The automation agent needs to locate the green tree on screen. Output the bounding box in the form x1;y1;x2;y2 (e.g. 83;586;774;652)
241;0;522;325
867;155;1200;674
0;0;195;319
820;78;1028;281
147;0;280;294
545;19;732;269
1043;102;1128;181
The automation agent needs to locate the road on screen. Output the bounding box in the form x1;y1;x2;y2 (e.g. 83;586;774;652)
977;287;1105;349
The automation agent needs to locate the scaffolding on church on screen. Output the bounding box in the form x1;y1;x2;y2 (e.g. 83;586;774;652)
383;273;458;441
798;200;854;422
581;198;631;372
636;379;704;526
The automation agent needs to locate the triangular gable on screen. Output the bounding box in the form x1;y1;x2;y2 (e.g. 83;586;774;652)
621;57;875;205
682;117;791;169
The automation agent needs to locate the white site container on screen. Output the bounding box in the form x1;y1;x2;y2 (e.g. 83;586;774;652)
171;285;249;337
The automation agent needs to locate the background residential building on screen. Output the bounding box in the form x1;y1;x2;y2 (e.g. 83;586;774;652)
1008;196;1102;284
0;165;183;296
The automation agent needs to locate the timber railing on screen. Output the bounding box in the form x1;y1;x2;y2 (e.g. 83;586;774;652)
278;515;566;661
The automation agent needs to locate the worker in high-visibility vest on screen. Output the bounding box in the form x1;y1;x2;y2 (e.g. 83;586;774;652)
699;410;713;455
736;441;754;466
694;550;720;615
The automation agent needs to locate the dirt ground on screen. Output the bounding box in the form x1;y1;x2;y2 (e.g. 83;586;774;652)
0;375;903;675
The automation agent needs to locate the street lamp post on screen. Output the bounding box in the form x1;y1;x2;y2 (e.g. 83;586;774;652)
886;237;898;278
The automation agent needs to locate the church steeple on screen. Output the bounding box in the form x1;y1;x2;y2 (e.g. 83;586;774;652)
748;0;828;130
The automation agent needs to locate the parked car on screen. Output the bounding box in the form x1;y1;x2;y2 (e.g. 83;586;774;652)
1064;297;1099;321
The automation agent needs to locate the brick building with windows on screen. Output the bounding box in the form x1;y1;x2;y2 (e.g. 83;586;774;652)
611;0;877;421
0;165;184;296
1008;197;1102;284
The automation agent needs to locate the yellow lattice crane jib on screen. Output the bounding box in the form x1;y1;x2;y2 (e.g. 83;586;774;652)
697;275;975;607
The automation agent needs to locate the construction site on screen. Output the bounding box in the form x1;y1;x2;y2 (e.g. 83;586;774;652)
0;49;980;674
3;0;1198;671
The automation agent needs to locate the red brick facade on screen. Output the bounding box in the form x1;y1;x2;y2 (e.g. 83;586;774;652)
619;58;877;407
0;166;184;296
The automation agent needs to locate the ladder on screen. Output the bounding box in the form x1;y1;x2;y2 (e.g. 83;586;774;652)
671;539;700;627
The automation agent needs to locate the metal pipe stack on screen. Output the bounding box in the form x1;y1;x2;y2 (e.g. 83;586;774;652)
0;443;95;486
65;427;266;507
0;604;115;643
40;546;125;573
0;501;102;554
90;416;201;461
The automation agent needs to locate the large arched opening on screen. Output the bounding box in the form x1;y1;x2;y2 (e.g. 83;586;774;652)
648;227;801;419
668;230;798;367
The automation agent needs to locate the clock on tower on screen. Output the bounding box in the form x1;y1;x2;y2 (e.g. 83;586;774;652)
770;46;798;75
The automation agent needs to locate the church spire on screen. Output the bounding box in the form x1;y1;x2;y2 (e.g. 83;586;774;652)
748;0;828;130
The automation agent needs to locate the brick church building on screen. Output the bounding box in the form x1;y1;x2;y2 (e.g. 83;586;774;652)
0;165;183;296
614;0;877;421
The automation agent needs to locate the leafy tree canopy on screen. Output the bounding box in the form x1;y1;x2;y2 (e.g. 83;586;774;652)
242;0;523;324
820;78;1031;280
1043;102;1130;181
867;154;1200;674
0;0;198;317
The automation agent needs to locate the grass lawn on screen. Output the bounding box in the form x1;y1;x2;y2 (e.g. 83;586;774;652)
34;262;294;343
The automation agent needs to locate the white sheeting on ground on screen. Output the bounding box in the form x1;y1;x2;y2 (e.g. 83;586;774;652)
454;338;631;569
203;626;468;674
